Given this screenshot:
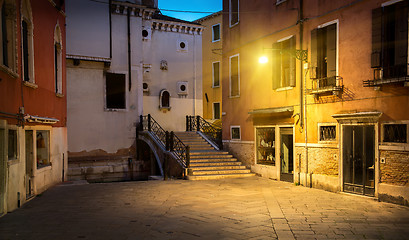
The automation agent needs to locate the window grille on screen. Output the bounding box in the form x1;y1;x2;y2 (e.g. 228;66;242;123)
383;124;407;143
320;125;336;141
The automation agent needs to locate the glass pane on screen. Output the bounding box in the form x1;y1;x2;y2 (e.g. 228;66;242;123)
256;127;275;166
36;130;50;168
213;62;220;87
7;129;17;160
364;126;375;188
353;127;363;185
343;126;353;184
281;133;293;173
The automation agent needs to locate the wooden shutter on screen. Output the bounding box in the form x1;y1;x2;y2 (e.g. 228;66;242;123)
326;23;337;78
394;0;408;76
289;36;296;87
272;42;281;90
310;28;318;79
230;56;239;96
371;7;382;68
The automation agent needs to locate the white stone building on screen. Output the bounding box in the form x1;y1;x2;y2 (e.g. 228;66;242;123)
65;0;203;180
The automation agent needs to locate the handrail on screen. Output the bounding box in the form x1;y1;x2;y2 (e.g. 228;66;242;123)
138;114;190;169
186;115;223;150
308;76;343;94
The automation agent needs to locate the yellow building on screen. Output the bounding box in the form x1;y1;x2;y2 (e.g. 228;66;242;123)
196;12;223;122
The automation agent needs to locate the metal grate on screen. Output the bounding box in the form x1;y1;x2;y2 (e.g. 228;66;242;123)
383;124;407;143
320;125;336;141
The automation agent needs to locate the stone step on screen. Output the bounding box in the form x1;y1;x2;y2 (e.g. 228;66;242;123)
190;154;233;159
190;169;252;175
189;161;242;167
189;147;215;151
190;151;230;156
190;165;247;171
187;173;256;180
190;158;238;163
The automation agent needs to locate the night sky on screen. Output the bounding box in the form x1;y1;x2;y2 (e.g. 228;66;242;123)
158;0;222;21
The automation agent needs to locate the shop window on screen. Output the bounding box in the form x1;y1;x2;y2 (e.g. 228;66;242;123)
256;127;275;166
106;72;126;109
319;125;336;141
212;24;220;42
310;23;337;84
213;102;220;120
7;129;17;160
231;126;240;140
0;1;16;72
159;89;170;109
229;54;239;97
213;61;220;87
36;130;50;168
54;24;62;95
383;124;408;143
21;0;34;83
229;0;239;27
272;36;296;89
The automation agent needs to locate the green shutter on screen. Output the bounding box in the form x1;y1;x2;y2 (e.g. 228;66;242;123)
272;42;281;90
310;28;318;79
371;7;382;68
289;36;296;87
326;23;337;78
394;0;408;76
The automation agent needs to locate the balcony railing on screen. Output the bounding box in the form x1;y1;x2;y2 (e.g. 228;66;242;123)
186;115;223;150
138;114;190;168
308;76;343;96
363;66;409;87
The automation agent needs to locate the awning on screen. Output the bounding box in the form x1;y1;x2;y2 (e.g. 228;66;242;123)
248;106;294;115
25;115;59;124
332;111;382;123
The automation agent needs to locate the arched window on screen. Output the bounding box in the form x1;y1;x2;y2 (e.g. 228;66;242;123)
21;0;34;83
159;89;170;109
0;0;16;72
54;24;62;95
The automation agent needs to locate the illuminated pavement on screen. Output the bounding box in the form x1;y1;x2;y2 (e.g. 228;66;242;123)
1;176;409;239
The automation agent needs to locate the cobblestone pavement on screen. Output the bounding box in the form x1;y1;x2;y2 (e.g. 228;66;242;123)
1;176;409;240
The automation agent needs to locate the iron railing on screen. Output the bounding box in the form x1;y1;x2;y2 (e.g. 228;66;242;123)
363;67;409;87
186;115;223;150
138;114;190;168
309;76;343;95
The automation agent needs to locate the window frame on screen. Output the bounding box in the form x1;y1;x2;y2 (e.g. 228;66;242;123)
0;0;17;76
36;129;51;169
255;126;276;166
159;89;171;110
105;72;127;111
230;125;241;140
7;127;17;161
54;24;63;96
212;23;221;42
229;54;240;98
212;61;220;88
213;102;221;120
229;0;239;27
21;0;35;84
273;35;296;90
381;121;409;145
318;123;337;143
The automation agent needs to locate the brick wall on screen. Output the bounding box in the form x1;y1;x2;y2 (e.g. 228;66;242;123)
223;141;255;167
380;150;409;186
295;146;339;176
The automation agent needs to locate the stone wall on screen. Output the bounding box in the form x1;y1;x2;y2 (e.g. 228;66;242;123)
294;145;338;176
380;150;409;186
223;141;255;167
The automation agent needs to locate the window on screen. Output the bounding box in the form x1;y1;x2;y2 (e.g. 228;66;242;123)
0;0;16;72
229;0;239;27
311;22;337;85
21;0;34;83
229;54;239;97
8;129;17;160
272;36;296;89
213;61;220;87
54;25;62;95
231;126;240;140
36;130;50;168
213;102;220;120
372;1;409;79
212;24;220;42
256;127;275;166
106;72;126;109
383;123;408;143
159;89;170;109
319;125;336;141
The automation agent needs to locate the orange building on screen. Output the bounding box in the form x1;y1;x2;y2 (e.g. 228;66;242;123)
0;0;66;214
222;0;409;205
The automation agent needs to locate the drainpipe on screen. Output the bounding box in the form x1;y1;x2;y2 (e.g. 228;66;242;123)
193;33;197;116
109;0;112;59
127;8;131;91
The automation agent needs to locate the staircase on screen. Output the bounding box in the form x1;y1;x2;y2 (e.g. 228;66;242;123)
175;131;255;180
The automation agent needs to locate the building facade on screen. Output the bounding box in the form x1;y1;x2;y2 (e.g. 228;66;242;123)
66;0;203;180
0;0;67;214
222;0;409;205
196;11;223;122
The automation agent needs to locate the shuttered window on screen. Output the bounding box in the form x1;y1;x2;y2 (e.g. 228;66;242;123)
230;55;239;97
372;1;409;79
310;23;337;81
230;0;239;26
272;36;296;90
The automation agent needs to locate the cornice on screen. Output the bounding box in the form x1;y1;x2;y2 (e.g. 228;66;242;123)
111;1;156;19
151;20;203;35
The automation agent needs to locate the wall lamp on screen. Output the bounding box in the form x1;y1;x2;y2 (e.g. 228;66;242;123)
259;48;308;63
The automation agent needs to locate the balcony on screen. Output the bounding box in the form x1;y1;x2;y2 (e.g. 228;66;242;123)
308;76;343;96
363;66;409;88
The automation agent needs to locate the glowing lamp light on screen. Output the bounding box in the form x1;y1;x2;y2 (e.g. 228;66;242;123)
259;56;268;64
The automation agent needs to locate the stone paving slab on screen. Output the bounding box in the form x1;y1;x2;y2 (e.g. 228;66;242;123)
1;176;409;239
